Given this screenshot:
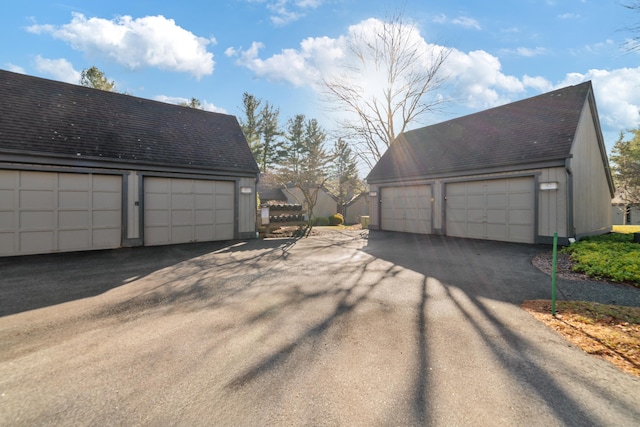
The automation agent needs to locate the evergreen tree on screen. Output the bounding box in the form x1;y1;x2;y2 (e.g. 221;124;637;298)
239;93;263;166
331;138;360;209
258;101;284;173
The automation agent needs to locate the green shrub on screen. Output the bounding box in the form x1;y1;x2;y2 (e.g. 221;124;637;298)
562;233;640;285
313;216;330;226
329;213;344;225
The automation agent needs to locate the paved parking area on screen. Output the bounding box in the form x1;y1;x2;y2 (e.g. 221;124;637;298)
1;230;639;426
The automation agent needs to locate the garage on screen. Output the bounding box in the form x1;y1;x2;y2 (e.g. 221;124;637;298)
381;185;432;234
144;177;234;246
0;170;122;256
445;177;534;243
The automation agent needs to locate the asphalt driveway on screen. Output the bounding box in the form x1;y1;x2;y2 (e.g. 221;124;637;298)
1;230;639;426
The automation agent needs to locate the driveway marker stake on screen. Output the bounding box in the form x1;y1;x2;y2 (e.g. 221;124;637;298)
552;232;558;316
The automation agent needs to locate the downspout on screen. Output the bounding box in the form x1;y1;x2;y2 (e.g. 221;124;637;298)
565;157;575;240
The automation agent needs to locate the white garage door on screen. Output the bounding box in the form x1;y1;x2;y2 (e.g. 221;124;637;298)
445;177;534;243
144;177;234;246
0;170;122;256
381;185;432;234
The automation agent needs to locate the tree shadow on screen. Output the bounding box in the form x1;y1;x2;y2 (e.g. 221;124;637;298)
362;230;640;425
0;238;299;317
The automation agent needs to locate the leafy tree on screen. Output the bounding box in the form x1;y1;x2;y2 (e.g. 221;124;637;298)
283;114;307;175
277;117;334;234
180;97;203;109
610;128;640;223
322;13;449;169
258;101;284;173
329;138;361;211
239;93;263;165
79;66;117;92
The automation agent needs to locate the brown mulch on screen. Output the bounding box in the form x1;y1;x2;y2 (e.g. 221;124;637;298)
531;251;593;282
522;300;640;378
528;251;640;377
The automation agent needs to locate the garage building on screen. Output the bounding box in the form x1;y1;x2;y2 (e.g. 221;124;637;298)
0;70;259;256
366;81;615;245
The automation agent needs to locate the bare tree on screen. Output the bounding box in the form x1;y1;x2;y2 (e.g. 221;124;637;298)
623;2;640;51
323;14;449;169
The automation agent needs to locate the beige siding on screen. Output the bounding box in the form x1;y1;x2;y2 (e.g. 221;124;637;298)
126;171;141;240
284;187;338;219
537;167;568;238
344;194;370;224
238;177;256;235
570;102;612;237
612;205;640;225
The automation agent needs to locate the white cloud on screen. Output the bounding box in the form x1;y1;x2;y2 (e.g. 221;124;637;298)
451;17;482;30
227;35;343;87
433;14;481;30
154;95;227;114
26;13;214;78
33;56;81;83
247;0;325;26
228;16;640;139
558;13;580;19
6;64;26;74
558;68;640;131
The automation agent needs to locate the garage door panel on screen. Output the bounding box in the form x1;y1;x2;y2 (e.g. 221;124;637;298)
21;191;53;209
195;210;214;224
59;173;89;190
59;230;89;250
59;191;89;209
487;209;507;222
93;229;120;247
171;226;192;244
171;210;193;226
59;211;89;228
93;210;120;227
144;177;235;246
171;180;192;193
446;177;533;243
21;172;55;189
0;170;122;256
21;211;54;228
195;195;214;210
216;194;233;206
381;185;431;234
0;212;14;229
508;193;530;206
146;194;169;210
195;180;215;193
195;225;214;240
20;231;54;252
0;190;15;209
172;194;194;209
93;192;120;210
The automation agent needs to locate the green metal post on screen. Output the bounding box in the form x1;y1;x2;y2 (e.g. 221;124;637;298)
551;232;558;316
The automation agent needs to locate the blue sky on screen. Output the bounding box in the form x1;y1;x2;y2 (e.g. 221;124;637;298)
2;0;640;166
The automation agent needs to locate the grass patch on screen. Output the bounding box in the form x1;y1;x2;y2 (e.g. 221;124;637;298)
561;232;640;285
522;300;640;377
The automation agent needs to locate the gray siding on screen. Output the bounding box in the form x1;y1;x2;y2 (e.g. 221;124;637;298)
238;177;257;237
569;102;612;237
537;167;568;238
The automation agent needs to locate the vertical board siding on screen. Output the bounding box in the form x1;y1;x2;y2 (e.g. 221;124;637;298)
570;102;612;235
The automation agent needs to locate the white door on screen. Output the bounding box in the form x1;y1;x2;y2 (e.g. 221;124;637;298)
381;185;432;234
445;177;534;243
0;170;122;256
144;177;234;246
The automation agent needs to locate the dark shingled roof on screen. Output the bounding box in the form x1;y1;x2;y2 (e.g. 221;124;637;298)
367;81;594;182
0;70;259;174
